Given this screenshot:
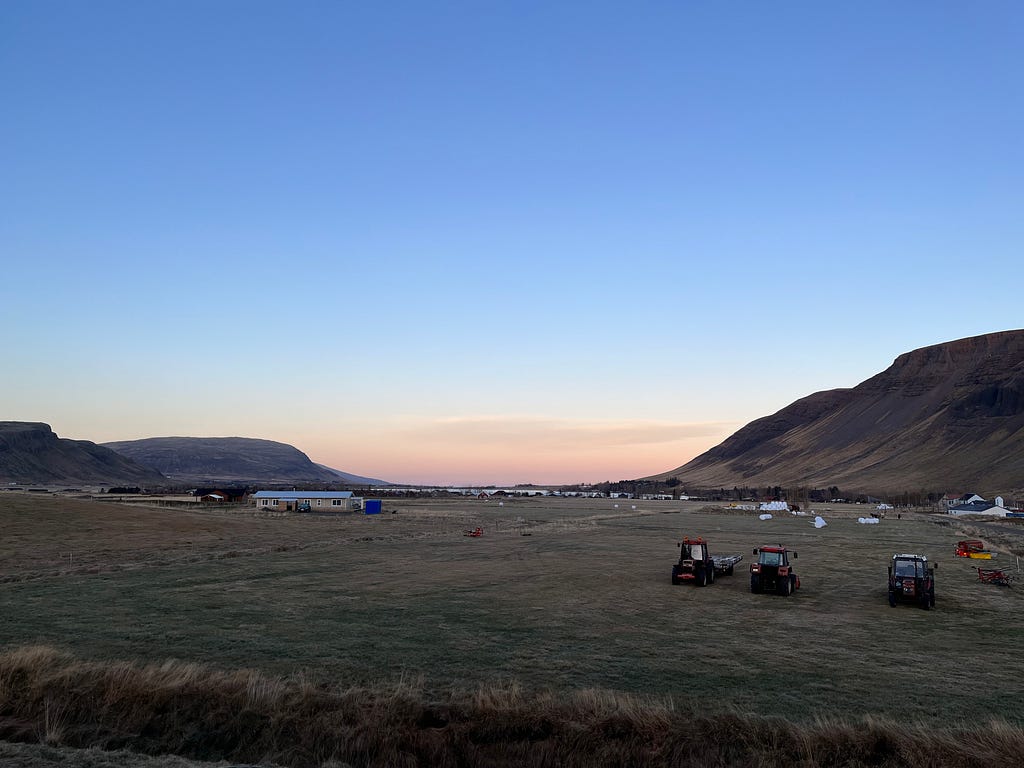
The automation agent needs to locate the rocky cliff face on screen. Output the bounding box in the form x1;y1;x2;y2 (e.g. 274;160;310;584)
652;330;1024;494
0;422;167;485
102;436;344;484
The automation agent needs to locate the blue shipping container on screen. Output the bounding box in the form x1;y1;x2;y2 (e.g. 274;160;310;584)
365;499;382;515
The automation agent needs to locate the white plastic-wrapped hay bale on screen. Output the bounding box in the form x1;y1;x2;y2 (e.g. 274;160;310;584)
759;513;773;520
814;516;827;528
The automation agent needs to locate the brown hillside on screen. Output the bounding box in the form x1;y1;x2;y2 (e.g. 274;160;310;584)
102;436;344;485
651;330;1024;494
0;422;166;486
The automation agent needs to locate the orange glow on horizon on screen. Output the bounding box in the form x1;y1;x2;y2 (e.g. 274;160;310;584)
301;417;738;486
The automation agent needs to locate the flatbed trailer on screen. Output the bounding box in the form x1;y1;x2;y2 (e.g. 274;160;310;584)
711;555;744;573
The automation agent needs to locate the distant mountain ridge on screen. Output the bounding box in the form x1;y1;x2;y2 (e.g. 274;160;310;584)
103;436;386;486
0;422;166;485
651;330;1024;494
315;464;388;486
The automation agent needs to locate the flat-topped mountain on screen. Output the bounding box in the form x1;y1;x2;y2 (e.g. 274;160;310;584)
0;422;166;485
651;330;1024;494
103;436;384;485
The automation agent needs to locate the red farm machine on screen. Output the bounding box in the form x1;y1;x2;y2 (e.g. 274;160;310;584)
887;553;936;609
671;537;743;586
750;545;800;596
977;567;1012;586
955;540;994;559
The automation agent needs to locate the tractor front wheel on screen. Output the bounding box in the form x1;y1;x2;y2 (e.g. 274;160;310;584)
697;570;708;587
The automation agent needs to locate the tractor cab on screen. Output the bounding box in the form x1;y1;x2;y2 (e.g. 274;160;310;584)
757;548;787;567
679;538;708;562
893;557;925;578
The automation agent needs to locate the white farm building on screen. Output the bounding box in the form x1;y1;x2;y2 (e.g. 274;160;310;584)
252;491;363;512
948;498;1007;517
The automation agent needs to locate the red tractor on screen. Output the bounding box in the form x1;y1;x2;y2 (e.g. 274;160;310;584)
671;537;742;586
888;553;936;609
750;545;800;596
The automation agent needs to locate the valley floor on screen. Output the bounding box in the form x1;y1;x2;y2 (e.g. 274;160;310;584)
1;493;1022;765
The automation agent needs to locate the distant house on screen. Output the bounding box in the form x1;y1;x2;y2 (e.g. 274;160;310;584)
191;488;249;503
949;500;1006;517
251;490;363;512
942;493;985;509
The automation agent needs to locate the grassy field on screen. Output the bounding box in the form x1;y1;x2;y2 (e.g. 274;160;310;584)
1;492;1022;730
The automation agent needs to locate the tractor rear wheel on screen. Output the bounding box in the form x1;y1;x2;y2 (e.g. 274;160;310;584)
888;590;896;607
930;589;936;608
697;570;707;587
671;570;680;585
779;577;792;596
708;567;715;584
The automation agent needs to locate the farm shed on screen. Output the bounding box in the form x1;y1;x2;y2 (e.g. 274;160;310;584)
190;488;249;503
251;490;364;512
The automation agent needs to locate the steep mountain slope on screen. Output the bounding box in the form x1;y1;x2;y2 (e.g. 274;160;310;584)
315;464;389;486
0;422;167;485
103;436;357;485
652;330;1024;493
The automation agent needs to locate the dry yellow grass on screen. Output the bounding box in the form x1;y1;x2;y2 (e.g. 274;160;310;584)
1;645;1022;767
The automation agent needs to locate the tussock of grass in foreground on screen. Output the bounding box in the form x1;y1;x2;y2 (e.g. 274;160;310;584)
0;646;1020;768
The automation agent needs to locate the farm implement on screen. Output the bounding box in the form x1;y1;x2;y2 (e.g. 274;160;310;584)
671;537;743;586
977;567;1013;587
955;540;995;559
750;545;799;596
888;553;936;609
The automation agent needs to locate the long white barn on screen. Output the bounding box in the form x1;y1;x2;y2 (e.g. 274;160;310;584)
251;490;363;512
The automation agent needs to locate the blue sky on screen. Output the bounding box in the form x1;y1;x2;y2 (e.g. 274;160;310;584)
2;2;1021;484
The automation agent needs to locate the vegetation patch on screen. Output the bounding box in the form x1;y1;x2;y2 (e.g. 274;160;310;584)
1;646;1022;768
